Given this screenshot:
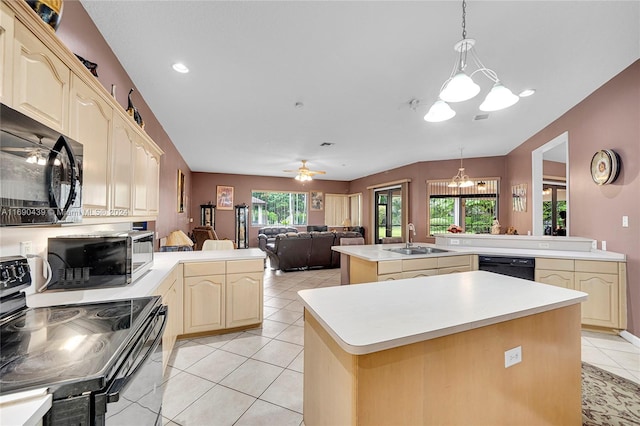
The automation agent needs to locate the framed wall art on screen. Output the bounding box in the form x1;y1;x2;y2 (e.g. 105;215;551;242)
216;185;234;210
310;191;323;211
512;183;527;212
177;169;185;213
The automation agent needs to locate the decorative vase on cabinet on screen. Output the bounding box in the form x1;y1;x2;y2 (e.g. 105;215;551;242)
235;204;248;249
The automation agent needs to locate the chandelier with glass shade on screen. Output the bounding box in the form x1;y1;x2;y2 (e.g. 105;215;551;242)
424;0;520;123
448;149;474;188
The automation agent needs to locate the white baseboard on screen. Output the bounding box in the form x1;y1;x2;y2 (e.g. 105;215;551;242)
619;330;640;348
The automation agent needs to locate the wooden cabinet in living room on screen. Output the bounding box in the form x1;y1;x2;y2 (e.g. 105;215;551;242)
0;2;14;105
12;19;69;133
69;73;113;215
183;262;226;334
226;260;264;328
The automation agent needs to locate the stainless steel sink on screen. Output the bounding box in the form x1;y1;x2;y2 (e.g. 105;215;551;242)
386;246;449;255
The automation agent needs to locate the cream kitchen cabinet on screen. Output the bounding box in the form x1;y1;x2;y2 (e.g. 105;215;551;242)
575;260;625;329
182;259;264;335
183;261;226;334
110;114;135;214
535;258;575;290
226;259;264;328
534;258;627;330
3;0;163;223
153;265;183;373
133;141;161;216
436;255;474;275
69;73;113;215
0;2;14;105
353;255;476;283
12;19;69;133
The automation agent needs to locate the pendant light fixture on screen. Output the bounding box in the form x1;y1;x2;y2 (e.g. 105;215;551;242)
448;148;474;188
424;0;519;122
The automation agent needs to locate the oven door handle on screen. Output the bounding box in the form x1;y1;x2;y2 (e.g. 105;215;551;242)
106;305;168;403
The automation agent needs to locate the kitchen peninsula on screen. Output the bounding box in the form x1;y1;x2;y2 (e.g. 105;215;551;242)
333;237;627;331
298;271;588;425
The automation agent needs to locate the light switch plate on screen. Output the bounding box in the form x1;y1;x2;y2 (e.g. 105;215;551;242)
622;216;629;227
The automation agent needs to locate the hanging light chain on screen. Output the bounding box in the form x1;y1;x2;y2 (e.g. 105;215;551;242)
461;0;467;40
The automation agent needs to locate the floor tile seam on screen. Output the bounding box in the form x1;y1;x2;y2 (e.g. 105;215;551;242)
229;397;263;426
595;345;640;356
256;396;304;415
164;378;219;423
248;350;303;369
589;362;640;385
215;344;269;358
184;355;252;388
588;345;633;371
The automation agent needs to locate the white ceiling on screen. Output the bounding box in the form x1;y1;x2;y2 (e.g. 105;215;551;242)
80;1;639;181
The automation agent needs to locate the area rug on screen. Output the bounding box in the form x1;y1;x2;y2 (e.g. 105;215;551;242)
582;362;640;425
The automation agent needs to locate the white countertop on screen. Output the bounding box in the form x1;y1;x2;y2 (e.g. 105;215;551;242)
0;388;51;426
332;243;625;262
27;249;265;308
297;270;588;355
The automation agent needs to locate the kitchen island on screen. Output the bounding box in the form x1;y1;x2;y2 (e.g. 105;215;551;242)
298;271;587;425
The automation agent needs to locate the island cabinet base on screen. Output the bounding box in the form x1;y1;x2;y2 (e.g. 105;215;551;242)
303;304;582;426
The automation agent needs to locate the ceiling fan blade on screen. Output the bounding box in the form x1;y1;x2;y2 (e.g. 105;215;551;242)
282;169;298;173
307;170;326;175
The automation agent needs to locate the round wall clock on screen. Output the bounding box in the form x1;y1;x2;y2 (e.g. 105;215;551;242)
590;149;620;185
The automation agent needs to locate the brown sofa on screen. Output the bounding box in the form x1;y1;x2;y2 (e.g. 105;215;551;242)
257;226;298;251
264;230;362;271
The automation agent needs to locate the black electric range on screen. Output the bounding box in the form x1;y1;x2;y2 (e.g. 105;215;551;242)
0;256;167;425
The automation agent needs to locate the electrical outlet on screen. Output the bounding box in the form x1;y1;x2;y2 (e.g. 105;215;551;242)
20;241;33;256
451;239;460;245
505;346;522;368
538;242;550;249
622;216;629;228
591;240;597;250
602;241;607;251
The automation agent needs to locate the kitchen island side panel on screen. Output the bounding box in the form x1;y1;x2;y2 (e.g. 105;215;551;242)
304;304;582;425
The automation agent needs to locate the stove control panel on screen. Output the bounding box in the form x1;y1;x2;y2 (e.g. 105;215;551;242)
0;256;32;294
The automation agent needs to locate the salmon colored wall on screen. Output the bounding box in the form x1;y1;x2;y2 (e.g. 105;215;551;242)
347;157;509;242
56;1;192;244
505;60;640;335
191;173;350;246
543;160;567;178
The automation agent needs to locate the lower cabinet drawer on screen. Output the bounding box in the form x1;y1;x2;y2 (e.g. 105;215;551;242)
184;261;225;277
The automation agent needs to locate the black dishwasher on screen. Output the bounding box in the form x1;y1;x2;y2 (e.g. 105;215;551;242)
478;255;535;281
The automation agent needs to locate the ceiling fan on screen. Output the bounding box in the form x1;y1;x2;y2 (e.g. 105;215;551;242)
283;160;326;181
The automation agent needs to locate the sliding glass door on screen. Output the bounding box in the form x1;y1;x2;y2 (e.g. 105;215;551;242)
374;186;402;243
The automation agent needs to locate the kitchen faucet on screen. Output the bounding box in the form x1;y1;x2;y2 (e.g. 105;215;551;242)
407;223;416;248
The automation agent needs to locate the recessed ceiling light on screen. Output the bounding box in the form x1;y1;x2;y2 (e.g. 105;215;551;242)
519;89;536;97
172;63;189;73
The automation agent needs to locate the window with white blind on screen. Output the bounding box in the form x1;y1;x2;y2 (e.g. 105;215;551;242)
427;179;499;235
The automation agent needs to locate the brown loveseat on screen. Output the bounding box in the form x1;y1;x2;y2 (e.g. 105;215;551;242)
264;231;362;271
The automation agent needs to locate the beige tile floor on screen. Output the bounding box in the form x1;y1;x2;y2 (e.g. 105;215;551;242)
161;267;640;425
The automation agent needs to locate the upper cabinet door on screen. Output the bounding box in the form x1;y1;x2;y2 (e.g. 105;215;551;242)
111;114;136;214
69;74;113;215
12;20;69;133
0;3;14;106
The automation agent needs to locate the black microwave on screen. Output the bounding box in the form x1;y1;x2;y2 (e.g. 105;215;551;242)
46;231;154;291
0;104;83;226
